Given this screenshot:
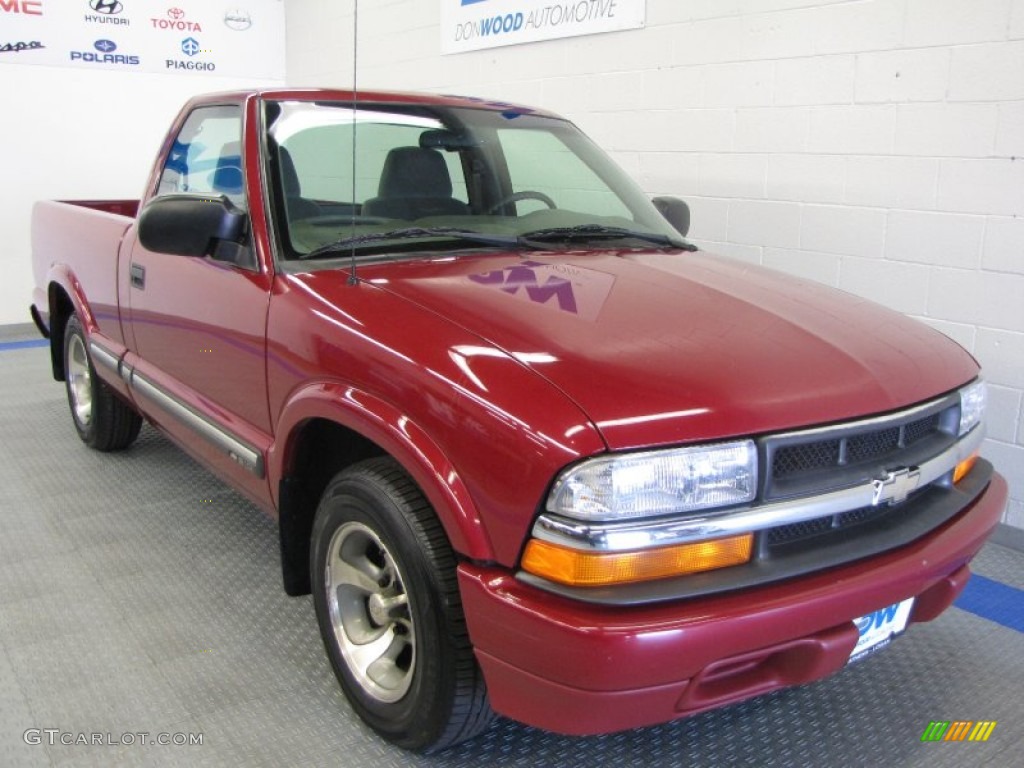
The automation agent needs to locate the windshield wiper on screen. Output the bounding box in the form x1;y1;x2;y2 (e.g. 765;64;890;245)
519;224;696;251
300;226;532;260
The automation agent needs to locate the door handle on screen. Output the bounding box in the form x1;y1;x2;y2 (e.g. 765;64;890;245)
130;263;146;289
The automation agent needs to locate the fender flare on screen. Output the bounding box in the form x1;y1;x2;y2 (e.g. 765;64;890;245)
45;265;95;380
269;380;496;562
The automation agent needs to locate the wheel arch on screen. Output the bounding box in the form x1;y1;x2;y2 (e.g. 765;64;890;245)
46;269;91;382
270;382;496;596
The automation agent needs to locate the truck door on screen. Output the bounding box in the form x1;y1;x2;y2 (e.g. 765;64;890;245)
125;104;274;507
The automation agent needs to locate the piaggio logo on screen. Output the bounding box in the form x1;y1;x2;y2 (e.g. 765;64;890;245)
921;721;997;742
1;0;43;15
151;7;202;31
166;36;215;71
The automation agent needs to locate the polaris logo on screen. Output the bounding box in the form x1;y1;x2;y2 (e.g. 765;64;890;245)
70;38;139;65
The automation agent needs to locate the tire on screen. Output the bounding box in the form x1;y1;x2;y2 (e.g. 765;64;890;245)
63;314;143;451
310;457;493;752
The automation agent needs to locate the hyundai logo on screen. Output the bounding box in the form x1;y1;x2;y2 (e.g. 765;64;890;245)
224;8;252;31
89;0;123;14
94;39;117;53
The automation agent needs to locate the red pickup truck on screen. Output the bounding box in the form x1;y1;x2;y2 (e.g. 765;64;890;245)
31;89;1006;752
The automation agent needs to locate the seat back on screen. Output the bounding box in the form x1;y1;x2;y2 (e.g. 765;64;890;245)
278;146;321;220
362;147;469;219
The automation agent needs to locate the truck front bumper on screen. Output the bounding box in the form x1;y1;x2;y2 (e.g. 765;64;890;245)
457;472;1007;735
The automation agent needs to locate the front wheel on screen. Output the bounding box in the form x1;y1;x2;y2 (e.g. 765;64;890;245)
310;458;493;752
63;314;142;451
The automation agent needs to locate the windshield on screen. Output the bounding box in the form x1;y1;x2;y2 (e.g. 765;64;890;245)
265;99;688;265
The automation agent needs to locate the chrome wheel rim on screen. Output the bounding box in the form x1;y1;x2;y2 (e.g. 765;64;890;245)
67;334;93;428
325;521;416;703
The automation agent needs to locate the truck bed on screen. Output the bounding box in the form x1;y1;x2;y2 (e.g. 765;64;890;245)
31;199;138;343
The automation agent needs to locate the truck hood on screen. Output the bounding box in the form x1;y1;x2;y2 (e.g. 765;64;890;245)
355;250;978;450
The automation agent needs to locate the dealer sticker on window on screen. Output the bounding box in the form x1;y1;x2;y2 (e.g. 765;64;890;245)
849;598;915;664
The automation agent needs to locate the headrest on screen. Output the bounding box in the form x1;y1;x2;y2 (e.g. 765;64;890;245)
377;147;452;198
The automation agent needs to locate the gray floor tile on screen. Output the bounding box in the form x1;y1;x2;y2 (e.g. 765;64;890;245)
1;343;1021;768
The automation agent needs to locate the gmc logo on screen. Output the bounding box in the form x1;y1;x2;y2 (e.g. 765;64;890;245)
0;0;42;14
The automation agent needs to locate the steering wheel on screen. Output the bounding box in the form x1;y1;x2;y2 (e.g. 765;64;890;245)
487;190;557;214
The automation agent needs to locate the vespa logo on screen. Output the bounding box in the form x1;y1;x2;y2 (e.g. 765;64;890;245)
89;0;122;14
871;466;921;506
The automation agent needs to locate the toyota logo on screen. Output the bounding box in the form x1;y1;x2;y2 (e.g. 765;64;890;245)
89;0;123;14
167;8;185;20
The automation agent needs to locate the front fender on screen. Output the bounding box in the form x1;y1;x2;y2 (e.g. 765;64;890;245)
269;380;496;562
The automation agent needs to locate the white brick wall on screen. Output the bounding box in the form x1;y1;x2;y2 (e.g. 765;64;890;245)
287;0;1024;529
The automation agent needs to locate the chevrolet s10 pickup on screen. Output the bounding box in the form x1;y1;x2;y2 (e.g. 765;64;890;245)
31;89;1007;751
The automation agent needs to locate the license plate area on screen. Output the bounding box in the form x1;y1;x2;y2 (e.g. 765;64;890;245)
849;597;914;664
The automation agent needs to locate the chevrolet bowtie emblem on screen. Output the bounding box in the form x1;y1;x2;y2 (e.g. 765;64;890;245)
872;466;921;506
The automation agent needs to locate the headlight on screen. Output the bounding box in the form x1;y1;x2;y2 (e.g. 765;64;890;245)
958;379;986;436
546;440;757;522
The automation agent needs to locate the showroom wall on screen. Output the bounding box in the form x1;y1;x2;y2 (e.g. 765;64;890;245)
0;67;275;331
0;0;285;333
285;0;1024;528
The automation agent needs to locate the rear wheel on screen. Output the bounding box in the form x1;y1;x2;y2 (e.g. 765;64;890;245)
63;314;142;451
311;457;493;752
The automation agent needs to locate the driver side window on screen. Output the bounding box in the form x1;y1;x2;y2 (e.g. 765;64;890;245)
157;106;245;209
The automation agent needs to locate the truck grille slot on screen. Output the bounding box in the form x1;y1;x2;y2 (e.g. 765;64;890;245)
763;402;956;501
766;503;909;548
771;440;840;478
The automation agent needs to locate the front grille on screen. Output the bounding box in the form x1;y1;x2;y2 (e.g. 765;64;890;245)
763;397;959;501
766;498;918;549
772;440;840;478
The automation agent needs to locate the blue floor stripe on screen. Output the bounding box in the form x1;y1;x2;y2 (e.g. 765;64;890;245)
955;574;1024;633
0;339;48;352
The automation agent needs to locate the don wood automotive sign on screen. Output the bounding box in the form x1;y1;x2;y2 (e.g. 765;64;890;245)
441;0;646;54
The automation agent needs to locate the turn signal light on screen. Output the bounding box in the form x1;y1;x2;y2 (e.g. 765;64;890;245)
953;452;979;484
521;534;754;588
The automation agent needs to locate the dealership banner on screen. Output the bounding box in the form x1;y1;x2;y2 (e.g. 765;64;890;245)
0;0;284;79
441;0;645;54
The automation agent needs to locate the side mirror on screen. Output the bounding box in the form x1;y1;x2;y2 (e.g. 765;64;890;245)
138;194;247;258
652;196;691;237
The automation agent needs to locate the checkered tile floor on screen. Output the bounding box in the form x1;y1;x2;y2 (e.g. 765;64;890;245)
1;338;1021;767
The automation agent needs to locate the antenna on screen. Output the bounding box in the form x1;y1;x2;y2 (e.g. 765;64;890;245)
347;0;359;286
